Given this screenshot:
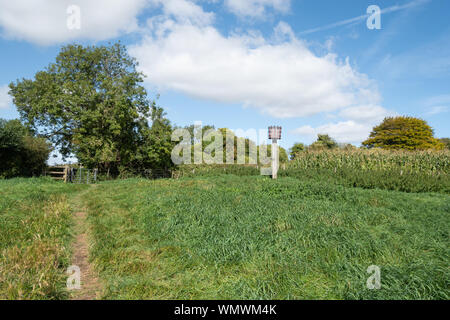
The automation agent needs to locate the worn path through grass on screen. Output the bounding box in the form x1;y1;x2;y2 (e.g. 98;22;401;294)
68;186;102;300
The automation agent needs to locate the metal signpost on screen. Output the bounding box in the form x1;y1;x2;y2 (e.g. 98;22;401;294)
268;126;282;179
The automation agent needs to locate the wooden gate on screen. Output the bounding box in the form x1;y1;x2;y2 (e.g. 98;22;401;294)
45;165;69;182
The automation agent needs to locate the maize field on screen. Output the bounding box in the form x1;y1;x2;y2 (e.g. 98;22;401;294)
286;150;450;175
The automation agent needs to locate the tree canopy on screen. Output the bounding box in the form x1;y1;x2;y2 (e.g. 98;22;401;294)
289;142;305;160
439;138;450;150
9;43;173;174
309;134;338;150
362;117;444;150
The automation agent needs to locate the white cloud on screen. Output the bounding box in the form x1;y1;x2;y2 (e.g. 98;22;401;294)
338;105;394;123
0;85;12;109
130;4;382;119
130;1;387;144
293;121;372;144
292;105;396;144
153;0;215;26
0;0;149;45
224;0;290;18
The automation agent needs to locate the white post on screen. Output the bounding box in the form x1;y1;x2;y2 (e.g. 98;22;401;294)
272;139;279;179
268;125;281;179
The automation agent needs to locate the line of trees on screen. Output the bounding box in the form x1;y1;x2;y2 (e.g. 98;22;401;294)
2;43;449;178
289;117;447;160
179;125;289;164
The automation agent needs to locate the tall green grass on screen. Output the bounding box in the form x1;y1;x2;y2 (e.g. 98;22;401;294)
283;150;450;193
172;151;450;193
174;164;260;178
288;150;450;174
0;178;87;299
83;176;449;299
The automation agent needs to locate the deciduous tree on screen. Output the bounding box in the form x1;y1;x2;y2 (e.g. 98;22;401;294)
363;117;444;150
9;43;172;174
289;142;305;160
309;134;338;150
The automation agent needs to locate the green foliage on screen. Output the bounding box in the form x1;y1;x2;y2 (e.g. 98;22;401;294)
289;142;305;160
175;164;260;178
338;143;357;150
363;116;444;150
179;149;450;193
2;175;449;299
439;138;450;150
281;166;449;193
309;134;338;150
185;127;262;164
260;144;289;163
82;176;449;299
216;128;263;164
283;149;450;193
183;124;216;145
9;43;172;174
130;103;175;172
0;119;51;178
0;178;87;299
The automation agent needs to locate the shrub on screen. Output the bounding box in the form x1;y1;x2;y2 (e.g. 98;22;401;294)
0;119;51;178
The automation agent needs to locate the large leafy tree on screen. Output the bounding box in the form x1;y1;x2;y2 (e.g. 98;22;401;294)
0;119;51;178
289;142;305;160
309;134;338;150
363;117;444;150
9;43;157;174
132;103;175;171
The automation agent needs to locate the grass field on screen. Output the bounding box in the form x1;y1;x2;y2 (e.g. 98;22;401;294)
83;176;449;299
0;178;87;299
1;175;449;299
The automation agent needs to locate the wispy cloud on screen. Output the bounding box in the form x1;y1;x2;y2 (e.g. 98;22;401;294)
427;106;449;115
299;0;430;35
291;105;396;144
0;85;12;109
224;0;291;18
424;95;450;115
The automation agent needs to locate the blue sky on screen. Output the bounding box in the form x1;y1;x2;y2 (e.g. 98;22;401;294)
0;0;449;156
